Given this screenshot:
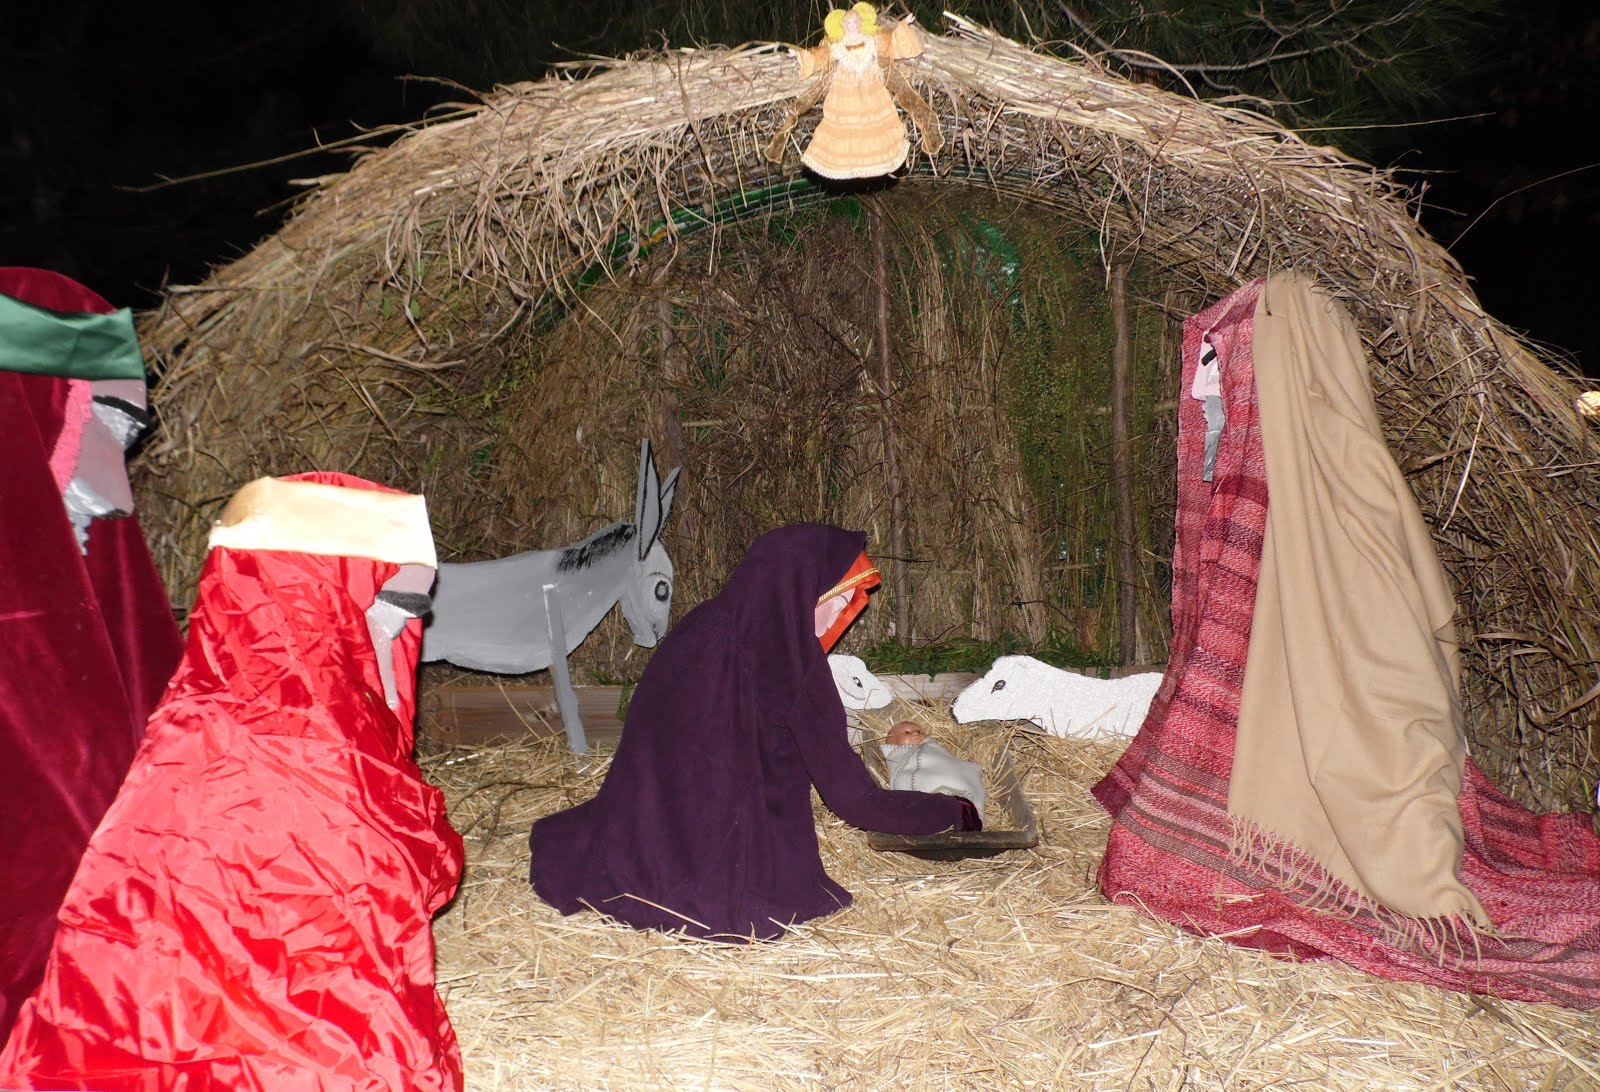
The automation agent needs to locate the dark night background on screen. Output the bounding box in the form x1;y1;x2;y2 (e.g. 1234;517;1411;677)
4;2;1597;377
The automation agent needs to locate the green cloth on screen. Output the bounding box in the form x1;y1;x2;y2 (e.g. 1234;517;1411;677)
0;291;146;381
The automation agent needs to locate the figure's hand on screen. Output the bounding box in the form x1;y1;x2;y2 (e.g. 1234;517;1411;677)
956;797;983;832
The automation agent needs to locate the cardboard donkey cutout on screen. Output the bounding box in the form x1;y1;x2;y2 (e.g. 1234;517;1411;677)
422;439;681;752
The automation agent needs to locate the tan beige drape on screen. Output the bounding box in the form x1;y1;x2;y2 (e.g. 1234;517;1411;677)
1228;273;1487;925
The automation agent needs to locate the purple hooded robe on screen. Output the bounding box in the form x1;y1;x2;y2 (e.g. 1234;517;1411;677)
529;523;964;940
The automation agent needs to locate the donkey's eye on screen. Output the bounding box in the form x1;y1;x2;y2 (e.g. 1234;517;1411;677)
852;677;863;688
654;580;670;602
992;679;1006;692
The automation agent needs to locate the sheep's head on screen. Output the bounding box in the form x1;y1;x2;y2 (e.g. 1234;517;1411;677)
950;655;1054;725
829;654;894;710
951;657;1165;739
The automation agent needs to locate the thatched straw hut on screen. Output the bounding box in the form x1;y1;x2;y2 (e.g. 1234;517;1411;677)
135;17;1597;812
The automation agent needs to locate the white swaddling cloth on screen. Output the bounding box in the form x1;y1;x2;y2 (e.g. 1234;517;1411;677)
880;740;986;813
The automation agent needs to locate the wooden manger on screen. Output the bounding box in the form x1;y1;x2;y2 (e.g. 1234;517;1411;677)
858;733;1039;860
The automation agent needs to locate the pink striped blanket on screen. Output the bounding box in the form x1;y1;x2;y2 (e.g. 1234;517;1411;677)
1092;276;1600;1008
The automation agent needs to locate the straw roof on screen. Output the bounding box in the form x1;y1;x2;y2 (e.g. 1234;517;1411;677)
134;17;1599;808
425;702;1600;1089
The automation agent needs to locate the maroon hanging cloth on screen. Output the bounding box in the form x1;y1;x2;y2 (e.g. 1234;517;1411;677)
1092;276;1600;1008
0;268;182;1046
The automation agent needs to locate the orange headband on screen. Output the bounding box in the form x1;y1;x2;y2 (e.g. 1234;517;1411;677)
818;551;879;651
818;553;880;605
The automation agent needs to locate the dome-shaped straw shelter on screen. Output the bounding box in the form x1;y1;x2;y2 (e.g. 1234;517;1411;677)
136;17;1598;812
108;15;1600;1088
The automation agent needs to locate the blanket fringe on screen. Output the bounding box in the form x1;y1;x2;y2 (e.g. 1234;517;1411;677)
1226;816;1492;963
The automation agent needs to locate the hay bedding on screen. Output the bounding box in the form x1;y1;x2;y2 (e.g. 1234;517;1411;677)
425;703;1598;1091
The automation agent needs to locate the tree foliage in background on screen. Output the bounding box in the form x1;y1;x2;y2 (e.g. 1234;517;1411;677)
1041;0;1507;157
1;1;447;304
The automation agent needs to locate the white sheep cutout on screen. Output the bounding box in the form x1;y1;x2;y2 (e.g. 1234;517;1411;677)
828;654;895;747
829;654;894;711
951;655;1163;740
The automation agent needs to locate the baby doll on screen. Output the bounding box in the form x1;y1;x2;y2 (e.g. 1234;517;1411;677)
880;721;987;814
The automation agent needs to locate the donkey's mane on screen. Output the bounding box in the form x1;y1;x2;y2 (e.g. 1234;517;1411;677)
556;522;637;573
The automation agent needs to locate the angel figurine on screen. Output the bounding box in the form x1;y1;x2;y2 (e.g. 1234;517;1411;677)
765;3;943;180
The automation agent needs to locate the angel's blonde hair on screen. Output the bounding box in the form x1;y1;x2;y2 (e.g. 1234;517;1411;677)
824;2;879;41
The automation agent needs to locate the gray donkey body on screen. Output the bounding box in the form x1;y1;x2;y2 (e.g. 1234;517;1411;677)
422;439;680;751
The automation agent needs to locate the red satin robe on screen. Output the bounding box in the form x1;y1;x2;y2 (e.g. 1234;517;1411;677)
0;473;464;1091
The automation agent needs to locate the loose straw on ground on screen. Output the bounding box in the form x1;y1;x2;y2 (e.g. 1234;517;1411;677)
425;700;1598;1091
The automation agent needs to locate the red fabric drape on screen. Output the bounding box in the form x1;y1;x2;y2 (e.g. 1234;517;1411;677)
1092;277;1600;1008
0;269;182;1045
0;472;464;1090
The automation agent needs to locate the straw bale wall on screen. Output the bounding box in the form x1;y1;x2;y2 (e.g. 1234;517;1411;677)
442;188;1174;675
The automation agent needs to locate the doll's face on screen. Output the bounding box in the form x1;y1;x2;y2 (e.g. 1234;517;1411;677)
814;591;850;642
832;10;878;75
885;721;926;745
69;379;150;517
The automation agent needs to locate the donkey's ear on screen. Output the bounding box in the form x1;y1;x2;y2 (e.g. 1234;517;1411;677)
636;437;662;562
658;466;681;529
